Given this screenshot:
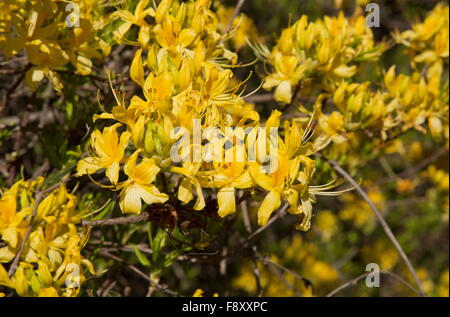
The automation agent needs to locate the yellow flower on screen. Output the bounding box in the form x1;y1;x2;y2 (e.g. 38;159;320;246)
198;148;253;217
0;263;14;289
171;162;206;211
154;15;197;55
250;151;301;226
112;0;155;47
262;52;310;103
76;124;131;185
192;288;219;297
192;288;204;297
395;4;449;66
258;12;386;103
129;72;174;114
118;151;168;214
0;186;31;262
38;287;59;297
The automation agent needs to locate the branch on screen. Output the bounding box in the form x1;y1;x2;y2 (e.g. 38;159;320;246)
99;250;179;297
8;180;66;277
376;147;448;185
259;254;302;296
315;153;427;297
246;203;289;242
326;270;421;297
257;253;314;296
82;212;151;227
244;93;274;103
223;0;246;35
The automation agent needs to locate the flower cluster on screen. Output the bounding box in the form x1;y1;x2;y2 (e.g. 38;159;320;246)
76;0;346;231
0;0;110;93
1;0;448;298
327;61;449;142
394;3;449;68
0;178;93;297
257;12;386;103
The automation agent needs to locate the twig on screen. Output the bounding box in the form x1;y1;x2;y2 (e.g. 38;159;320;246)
385;197;428;209
99;250;179;296
315;153;427;297
260;255;302;296
8;180;66;277
376;147;448;185
101;280;117;297
326;270;421;297
257;253;314;295
252;253;263;296
246;203;289;241
244;93;274;103
226;204;289;259
240;191;252;233
240;192;264;295
82;213;151;227
88;240;153;255
224;0;246;34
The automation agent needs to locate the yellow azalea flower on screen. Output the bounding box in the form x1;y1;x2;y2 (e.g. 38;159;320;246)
0;188;32;262
38;287;59;297
257;12;386;103
314;110;347;151
0;263;14;289
250;152;301;226
262;52;311;103
2;0;110;92
198;148;253;217
93;87;148;149
192;288;219;297
118;151;168;214
129;72;174;114
171;162;206;211
112;0;155;47
192;288;204;297
53;234;95;297
76;124;131;185
395;4;449;66
154;15;197;55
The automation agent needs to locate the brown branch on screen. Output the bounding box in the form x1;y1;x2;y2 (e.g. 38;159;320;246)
82;203;180;228
315;153;427;297
82;212;151;227
240;192;252;233
240;194;264;296
257;253;314;295
223;0;246;35
376;147;448;185
244;93;274;103
99;250;179;297
326;270;421;297
259;254;302;296
246;203;289;241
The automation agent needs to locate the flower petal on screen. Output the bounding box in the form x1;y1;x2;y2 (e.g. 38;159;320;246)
217;186;236;217
119;184;142;214
257;191;281;226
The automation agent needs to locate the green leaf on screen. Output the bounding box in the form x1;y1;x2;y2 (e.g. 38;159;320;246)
131;244;151;268
151;229;167;265
163;250;180;269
